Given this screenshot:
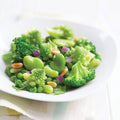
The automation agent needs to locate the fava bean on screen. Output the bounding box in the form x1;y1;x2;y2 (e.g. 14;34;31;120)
43;85;53;94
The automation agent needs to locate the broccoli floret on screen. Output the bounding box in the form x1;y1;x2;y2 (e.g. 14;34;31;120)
75;38;102;60
87;58;101;68
12;37;39;62
64;61;95;87
75;38;88;47
95;52;102;61
47;25;74;39
71;46;95;66
45;36;55;42
25;69;47;87
40;42;52;60
75;38;96;54
85;42;96;54
22;30;41;45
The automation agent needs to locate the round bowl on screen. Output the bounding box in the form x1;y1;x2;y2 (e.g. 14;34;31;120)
0;18;117;102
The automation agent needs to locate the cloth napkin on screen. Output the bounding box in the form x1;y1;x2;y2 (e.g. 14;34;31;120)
0;11;113;120
0;91;96;120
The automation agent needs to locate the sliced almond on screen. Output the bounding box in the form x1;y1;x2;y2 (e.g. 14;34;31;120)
60;68;68;76
47;81;57;88
51;50;60;55
12;63;23;68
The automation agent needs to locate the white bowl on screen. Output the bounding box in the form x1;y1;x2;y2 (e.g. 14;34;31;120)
0;19;117;102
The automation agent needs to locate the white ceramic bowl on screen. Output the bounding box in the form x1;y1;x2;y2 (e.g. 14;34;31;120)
0;19;117;102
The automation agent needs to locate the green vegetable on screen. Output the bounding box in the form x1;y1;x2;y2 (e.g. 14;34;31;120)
47;25;74;39
95;52;102;61
43;85;53;94
40;42;52;60
29;86;37;93
10;68;23;74
75;38;95;53
71;46;95;66
45;65;58;77
2;52;13;63
2;25;101;95
53;39;75;47
15;79;22;87
22;30;41;45
45;36;55;42
37;87;43;93
11;43;16;51
64;61;95;87
21;79;26;82
67;63;73;70
53;86;66;95
29;81;36;87
46;77;52;82
87;58;101;68
53;79;59;85
12;85;24;91
5;66;12;77
25;69;47;87
19;83;25;88
10;75;17;82
17;73;23;79
21;69;27;73
75;38;101;61
26;84;31;91
48;40;57;49
50;53;66;72
23;56;44;70
12;37;39;62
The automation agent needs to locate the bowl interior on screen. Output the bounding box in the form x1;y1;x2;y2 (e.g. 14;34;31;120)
0;19;117;102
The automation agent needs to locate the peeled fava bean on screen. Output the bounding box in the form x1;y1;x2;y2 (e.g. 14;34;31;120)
23;56;44;70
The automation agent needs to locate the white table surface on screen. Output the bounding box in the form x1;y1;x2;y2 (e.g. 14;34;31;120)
0;0;120;119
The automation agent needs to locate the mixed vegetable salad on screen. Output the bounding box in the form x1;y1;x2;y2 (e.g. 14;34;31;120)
2;25;101;95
